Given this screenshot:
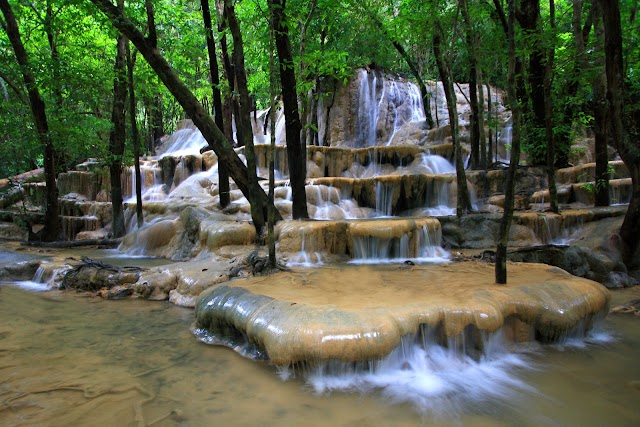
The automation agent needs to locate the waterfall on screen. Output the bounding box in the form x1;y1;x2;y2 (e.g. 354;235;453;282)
357;70;382;147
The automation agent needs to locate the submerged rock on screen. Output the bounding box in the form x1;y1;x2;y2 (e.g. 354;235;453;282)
194;262;609;365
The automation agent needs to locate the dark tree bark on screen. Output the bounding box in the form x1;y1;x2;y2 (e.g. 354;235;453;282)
600;0;640;268
269;0;309;219
267;15;278;267
590;1;610;207
544;0;559;213
433;18;473;217
126;43;143;228
477;67;487;170
109;10;127;239
496;0;522;284
223;0;268;233
144;1;163;153
461;0;480;169
517;0;547;163
201;0;230;208
0;0;59;241
90;0;280;233
298;0;318;150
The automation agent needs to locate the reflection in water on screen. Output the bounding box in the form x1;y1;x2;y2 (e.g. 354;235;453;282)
0;284;639;426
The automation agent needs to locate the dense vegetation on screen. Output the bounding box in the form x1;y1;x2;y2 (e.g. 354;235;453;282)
1;0;639;270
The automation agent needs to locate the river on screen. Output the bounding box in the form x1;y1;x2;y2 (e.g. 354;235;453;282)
1;273;639;426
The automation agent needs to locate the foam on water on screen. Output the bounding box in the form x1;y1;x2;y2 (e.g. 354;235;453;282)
290;334;537;417
9;280;51;292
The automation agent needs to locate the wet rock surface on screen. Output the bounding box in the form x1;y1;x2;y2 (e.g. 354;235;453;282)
194;262;610;365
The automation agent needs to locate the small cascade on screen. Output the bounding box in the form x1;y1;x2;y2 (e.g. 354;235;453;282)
496;121;512;163
348;218;448;263
60;215;99;241
300;329;535;415
123;162;162;202
608;178;633;206
287;233;326;267
375;181;394;217
156;122;207;157
357;69;382;147
517;211;588;245
12;263;67;291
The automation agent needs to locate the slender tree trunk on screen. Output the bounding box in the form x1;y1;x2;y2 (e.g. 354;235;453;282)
298;0;318;151
201;0;230;208
518;0;547;166
267;12;278;267
591;2;610;207
600;0;640;268
487;83;493;165
270;0;309;219
496;0;522;284
90;0;280;232
126;43;143;228
44;0;68;172
433;18;472;216
461;0;480;169
1;0;59;241
478;68;487;170
109;9;127;238
544;0;559;213
223;0;267;234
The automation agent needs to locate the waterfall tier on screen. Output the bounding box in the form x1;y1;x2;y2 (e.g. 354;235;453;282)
194;262;609;365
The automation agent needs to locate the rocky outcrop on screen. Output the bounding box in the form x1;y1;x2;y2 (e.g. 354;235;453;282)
194;262;609;365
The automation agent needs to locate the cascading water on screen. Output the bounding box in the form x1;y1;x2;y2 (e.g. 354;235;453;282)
357;69;382;147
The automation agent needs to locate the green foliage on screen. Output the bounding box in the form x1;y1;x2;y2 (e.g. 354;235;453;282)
0;0;638;181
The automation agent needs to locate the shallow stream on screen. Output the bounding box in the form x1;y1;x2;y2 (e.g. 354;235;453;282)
1;274;639;426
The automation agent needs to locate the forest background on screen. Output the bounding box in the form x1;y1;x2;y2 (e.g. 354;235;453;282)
1;0;639;271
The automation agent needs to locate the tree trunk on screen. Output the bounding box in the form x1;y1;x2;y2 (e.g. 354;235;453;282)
591;2;610;207
477;68;487;170
600;0;640;268
44;0;68;172
461;0;480;169
1;0;59;241
267;14;278;267
487;83;493;165
433;19;472;217
544;0;559;213
201;0;230;208
109;17;127;239
496;0;522;284
270;0;309;219
90;0;280;233
223;0;268;233
518;0;547;166
126;43;143;228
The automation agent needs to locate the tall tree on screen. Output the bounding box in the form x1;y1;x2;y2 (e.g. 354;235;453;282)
269;0;309;219
223;0;268;233
201;0;230;208
108;0;127;238
432;14;473;216
0;0;59;241
544;0;559;213
460;0;481;169
589;1;610;207
600;0;640;268
89;0;280;233
126;43;143;228
496;0;523;284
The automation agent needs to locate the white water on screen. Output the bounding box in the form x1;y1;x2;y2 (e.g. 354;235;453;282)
10;264;59;292
349;225;449;263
